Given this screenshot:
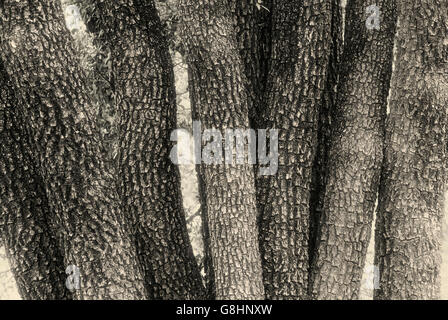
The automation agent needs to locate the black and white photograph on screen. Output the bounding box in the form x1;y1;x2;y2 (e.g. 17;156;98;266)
0;0;447;306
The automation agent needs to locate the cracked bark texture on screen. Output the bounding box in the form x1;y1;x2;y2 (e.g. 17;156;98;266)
374;0;448;300
228;0;272;128
308;0;342;293
179;0;264;299
256;0;333;299
79;0;205;299
0;0;146;299
0;60;71;300
310;0;397;299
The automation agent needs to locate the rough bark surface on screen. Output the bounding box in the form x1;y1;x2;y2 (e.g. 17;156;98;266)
80;0;205;299
257;0;333;299
374;0;448;300
179;0;265;299
228;0;272;127
0;0;146;299
0;60;71;300
308;0;342;288
310;0;397;299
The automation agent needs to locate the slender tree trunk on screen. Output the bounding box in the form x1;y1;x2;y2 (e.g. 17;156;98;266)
308;0;342;294
257;0;333;299
206;0;271;298
0;0;146;299
179;0;265;299
374;0;448;300
0;60;71;300
310;0;397;299
80;0;205;299
228;0;272;128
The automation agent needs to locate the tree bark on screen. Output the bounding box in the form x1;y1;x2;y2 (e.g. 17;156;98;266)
0;0;146;299
310;0;397;299
308;0;342;295
257;0;333;299
228;0;272;128
179;0;265;299
0;59;71;300
374;0;448;300
80;0;205;299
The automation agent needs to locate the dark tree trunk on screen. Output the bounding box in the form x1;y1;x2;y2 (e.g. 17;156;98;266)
0;60;71;300
0;0;146;299
310;0;397;299
308;0;342;296
374;0;448;300
179;0;264;299
197;171;215;299
80;0;205;299
228;0;272;128
257;0;333;299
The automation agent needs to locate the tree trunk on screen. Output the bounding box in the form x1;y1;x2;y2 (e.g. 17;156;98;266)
228;0;272;128
257;0;333;299
0;59;71;300
80;0;205;299
374;0;448;300
0;0;146;299
179;0;265;299
310;0;397;299
308;0;342;296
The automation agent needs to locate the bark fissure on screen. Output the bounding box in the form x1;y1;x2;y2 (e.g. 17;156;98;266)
310;0;397;299
180;0;265;299
257;0;333;299
0;0;146;299
374;0;448;300
80;0;205;299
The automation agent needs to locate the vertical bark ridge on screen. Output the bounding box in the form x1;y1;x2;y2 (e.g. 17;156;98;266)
0;59;71;300
180;0;265;299
227;0;273;230
308;0;342;291
374;0;448;300
228;0;272;128
0;0;146;299
80;0;205;299
257;0;333;299
310;0;397;299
